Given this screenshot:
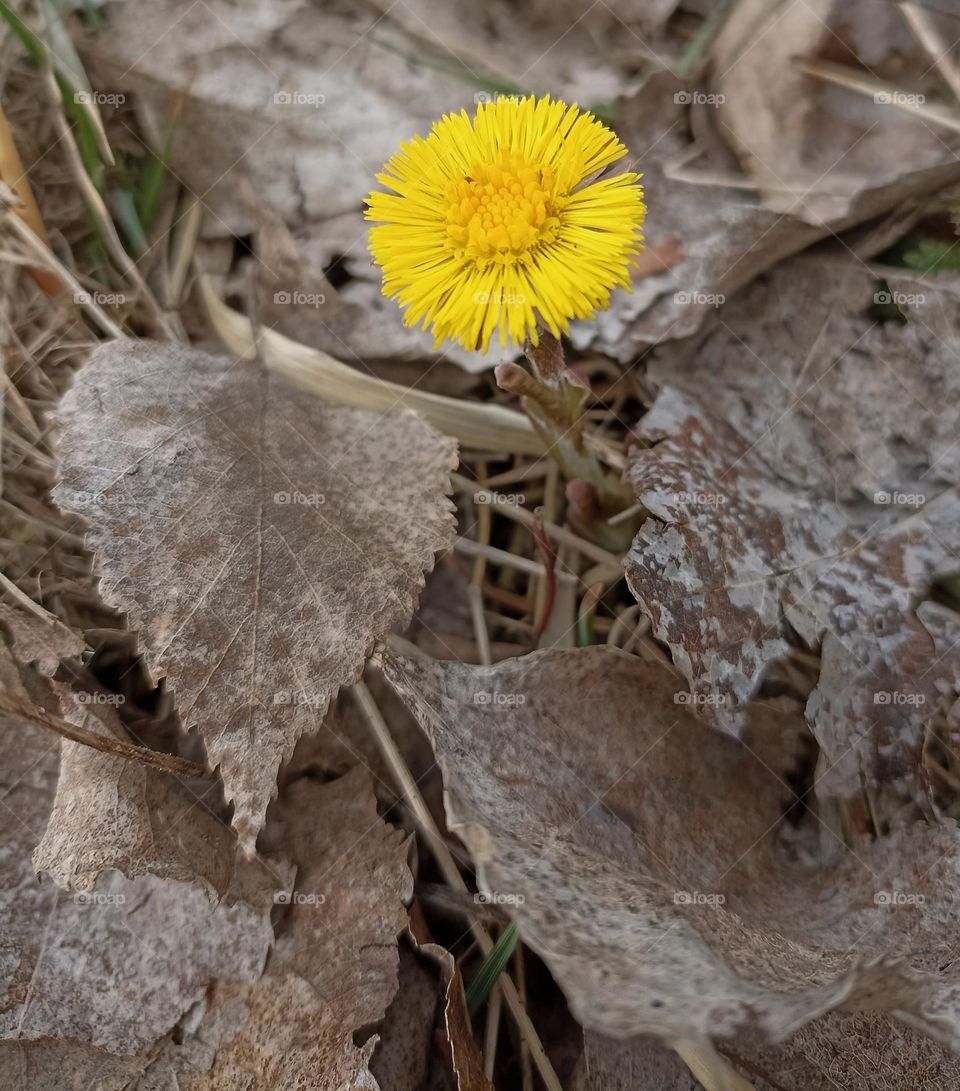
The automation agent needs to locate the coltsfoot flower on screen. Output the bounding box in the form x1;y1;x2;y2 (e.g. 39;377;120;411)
365;95;645;353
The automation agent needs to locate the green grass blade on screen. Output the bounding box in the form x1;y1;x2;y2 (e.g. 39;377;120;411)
466;921;519;1016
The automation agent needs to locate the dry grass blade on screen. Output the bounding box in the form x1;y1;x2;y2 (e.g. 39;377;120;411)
0;190;123;336
349;679;564;1091
794;56;960;134
198;275;545;456
0;689;210;779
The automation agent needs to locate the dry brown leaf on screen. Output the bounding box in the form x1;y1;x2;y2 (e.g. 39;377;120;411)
711;0;960;222
0;1040;152;1091
54;340;457;854
645;255;960;504
572;1033;712;1091
574;72;960;357
370;942;441;1091
384;646;960;1052
0;600;84;672
32;684;271;901
0;636;274;1058
148;767;412;1089
624;385;960;806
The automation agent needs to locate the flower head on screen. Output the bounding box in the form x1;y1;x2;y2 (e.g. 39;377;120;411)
365;95;645;353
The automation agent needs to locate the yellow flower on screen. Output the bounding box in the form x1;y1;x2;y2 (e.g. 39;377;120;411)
365;95;645;354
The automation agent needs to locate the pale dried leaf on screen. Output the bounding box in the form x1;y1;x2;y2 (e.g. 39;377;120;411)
384;647;960;1048
54;340;457;853
645;256;960;503
79;1;654;235
711;0;960;222
0;645;273;1057
32;684;271;900
148;767;412;1089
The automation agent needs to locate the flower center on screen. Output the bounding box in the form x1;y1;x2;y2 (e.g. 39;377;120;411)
445;153;561;266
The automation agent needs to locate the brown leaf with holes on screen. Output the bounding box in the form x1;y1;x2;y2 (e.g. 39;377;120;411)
54;340;457;855
384;646;960;1051
624;385;960;808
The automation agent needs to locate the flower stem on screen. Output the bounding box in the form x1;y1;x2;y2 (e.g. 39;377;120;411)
496;332;637;549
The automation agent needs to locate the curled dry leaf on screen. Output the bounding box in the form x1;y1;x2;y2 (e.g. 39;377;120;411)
573;72;960;358
54;340;457;854
384;646;960;1051
369;943;440;1091
624;385;960;807
405;905;494;1091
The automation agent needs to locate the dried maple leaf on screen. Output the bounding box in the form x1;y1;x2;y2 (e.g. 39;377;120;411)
384;646;960;1050
625;385;960;806
54;340;456;854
